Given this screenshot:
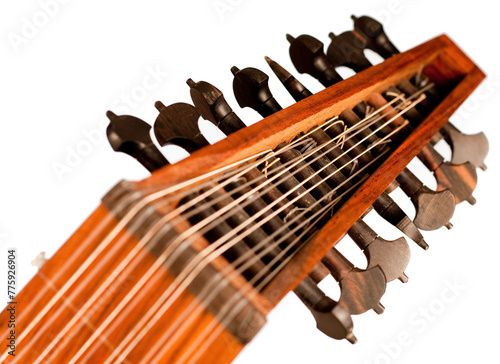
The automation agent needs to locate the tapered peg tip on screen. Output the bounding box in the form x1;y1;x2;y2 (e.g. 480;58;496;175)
230;66;240;76
264;55;272;64
286;34;295;43
399;273;409;284
155;101;166;112
468;196;477;205
445;222;454;230
346;332;358;345
373;302;385;315
418;239;429;251
106;110;117;120
479;163;487;171
351;15;358;21
186;78;196;88
329;32;336;40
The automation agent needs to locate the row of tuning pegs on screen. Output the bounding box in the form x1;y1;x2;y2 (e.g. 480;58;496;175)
105;14;487;344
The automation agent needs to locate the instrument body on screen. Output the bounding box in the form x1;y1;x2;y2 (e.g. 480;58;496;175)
0;34;485;363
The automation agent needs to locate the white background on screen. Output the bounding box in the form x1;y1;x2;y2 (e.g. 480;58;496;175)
1;0;499;363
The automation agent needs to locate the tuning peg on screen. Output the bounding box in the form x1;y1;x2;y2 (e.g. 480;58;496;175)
351;15;400;59
294;276;357;343
322;248;386;315
440;123;488;171
348;219;410;283
231;66;282;117
153;101;210;153
187;78;247;135
371;192;427;250
264;56;313;101
326;31;373;72
396;168;455;230
287;34;343;87
106;111;169;173
418;145;478;205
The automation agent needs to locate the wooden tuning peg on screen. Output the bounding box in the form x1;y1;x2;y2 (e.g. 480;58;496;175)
286;34;343;87
326;31;373;72
396;168;455;230
153;101;210;152
106;111;168;172
418;145;478;205
187;78;247;135
294;276;357;343
351;15;400;59
348;219;410;283
264;56;313;101
440;123;489;171
231;66;282;117
321;248;386;315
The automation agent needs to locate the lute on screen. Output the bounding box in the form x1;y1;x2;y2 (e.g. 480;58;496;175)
0;15;488;363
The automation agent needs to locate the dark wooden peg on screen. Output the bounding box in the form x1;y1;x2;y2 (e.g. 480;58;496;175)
440;122;489;171
348;219;410;283
418;145;478;205
287;34;343;87
372;192;428;250
153;101;210;153
264;56;313;101
294;276;357;344
106;111;168;173
326;31;373;72
396;168;455;231
322;248;386;315
187;78;247;135
351;15;400;59
231;66;282;117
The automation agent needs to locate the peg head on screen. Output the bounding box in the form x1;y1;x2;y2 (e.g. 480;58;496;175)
412;186;456;231
231;66;282;117
338;266;387;315
351;15;400;59
154;102;210;153
106;111;168;172
287;34;343;87
443;125;489;171
364;237;411;283
187;78;246;135
311;297;357;344
434;161;478;205
326;31;373;72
